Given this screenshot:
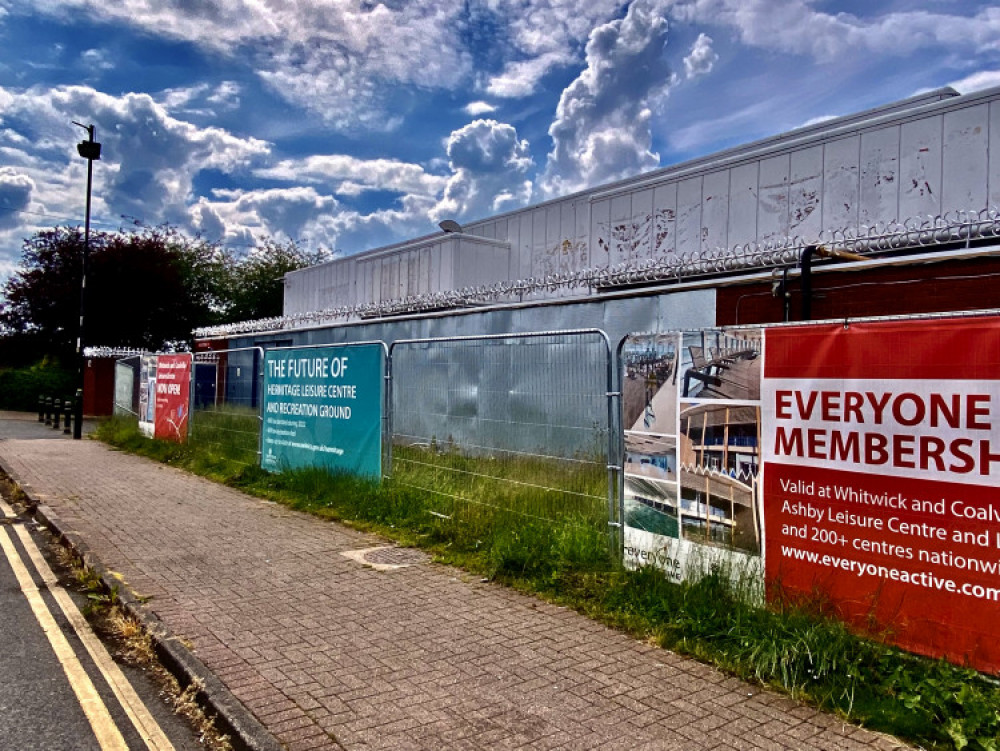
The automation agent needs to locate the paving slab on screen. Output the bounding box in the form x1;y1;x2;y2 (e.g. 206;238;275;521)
0;412;909;750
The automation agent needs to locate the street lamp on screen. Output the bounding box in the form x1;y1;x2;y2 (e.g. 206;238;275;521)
72;121;101;440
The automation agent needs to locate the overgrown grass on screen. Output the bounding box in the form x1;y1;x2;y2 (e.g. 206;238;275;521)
95;415;1000;751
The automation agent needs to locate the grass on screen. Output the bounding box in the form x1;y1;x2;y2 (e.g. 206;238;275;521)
95;414;1000;751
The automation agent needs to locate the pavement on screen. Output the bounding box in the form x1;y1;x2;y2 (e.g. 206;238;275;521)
0;411;908;751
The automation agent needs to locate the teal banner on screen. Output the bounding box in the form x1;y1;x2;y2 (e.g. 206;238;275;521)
261;344;383;477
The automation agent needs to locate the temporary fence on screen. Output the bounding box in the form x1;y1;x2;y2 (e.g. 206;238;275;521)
388;330;619;547
113;356;141;417
189;347;264;468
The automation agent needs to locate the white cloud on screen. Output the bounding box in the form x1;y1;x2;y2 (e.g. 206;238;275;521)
0;168;34;229
484;0;624;98
80;48;114;71
464;101;497;116
669;1;1000;63
254;155;446;198
24;0;472;130
540;1;674;198
949;69;1000;94
683;33;717;79
0;84;268;251
432;119;534;221
487;51;574;98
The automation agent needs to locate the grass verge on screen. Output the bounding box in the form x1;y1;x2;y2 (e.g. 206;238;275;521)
96;415;1000;751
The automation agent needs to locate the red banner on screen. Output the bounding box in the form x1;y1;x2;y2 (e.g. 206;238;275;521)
153;354;191;443
763;318;1000;673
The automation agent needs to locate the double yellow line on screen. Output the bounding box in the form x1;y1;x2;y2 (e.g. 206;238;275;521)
0;499;174;751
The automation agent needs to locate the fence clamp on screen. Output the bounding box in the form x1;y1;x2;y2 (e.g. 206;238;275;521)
605;391;621;398
607;522;623;529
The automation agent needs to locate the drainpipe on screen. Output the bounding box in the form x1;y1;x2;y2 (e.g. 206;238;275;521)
800;245;818;321
799;245;868;321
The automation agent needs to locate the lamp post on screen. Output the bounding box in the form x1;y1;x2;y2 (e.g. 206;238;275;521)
72;121;101;440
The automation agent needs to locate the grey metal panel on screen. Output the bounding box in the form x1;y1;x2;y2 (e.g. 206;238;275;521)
860;125;900;225
942;104;989;214
702;170;729;252
652;182;677;257
758;154;790;241
591;197;611;268
574;198;590;268
610;194;631;266
789;146;823;240
531;207;547;277
542;203;562;275
822;135;859;232
418;247;431;296
631;188;654;260
899;115;942;220
676;176;702;255
728;162;758;248
991;101;1000;208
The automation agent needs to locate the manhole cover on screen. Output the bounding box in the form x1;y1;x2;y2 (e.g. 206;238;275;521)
341;546;429;571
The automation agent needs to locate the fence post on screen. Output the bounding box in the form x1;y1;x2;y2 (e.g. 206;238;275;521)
385;344;394;478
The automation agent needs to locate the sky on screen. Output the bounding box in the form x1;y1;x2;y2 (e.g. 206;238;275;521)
1;0;999;279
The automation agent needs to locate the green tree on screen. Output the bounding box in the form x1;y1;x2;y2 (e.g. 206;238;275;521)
220;239;331;323
0;225;227;356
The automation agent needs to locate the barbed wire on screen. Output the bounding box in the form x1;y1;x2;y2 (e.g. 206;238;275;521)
193;208;1000;339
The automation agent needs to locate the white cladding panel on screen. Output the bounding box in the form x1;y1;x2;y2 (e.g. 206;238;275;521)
283;88;1000;316
899;116;942;219
942;104;989;214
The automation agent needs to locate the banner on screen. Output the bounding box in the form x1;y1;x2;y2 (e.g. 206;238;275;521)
153;354;191;442
621;331;764;582
762;317;1000;673
261;345;383;477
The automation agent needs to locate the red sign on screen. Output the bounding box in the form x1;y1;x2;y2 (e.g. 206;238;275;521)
763;318;1000;673
153;354;191;443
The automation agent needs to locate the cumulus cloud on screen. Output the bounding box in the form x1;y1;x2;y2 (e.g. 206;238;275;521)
0;84;268;252
432;119;534;222
683;33;717;79
540;1;674;198
0;168;34;229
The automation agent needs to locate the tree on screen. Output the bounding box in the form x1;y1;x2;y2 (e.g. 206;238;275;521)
0;225;227;356
219;239;332;323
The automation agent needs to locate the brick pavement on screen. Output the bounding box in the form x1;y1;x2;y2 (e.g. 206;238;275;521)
0;413;908;751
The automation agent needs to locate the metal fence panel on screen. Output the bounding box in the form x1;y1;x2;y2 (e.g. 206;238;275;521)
389;330;617;542
191;347;264;468
113;356;141;419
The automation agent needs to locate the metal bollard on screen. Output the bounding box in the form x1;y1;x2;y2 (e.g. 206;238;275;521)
52;399;61;430
44;396;53;425
63;399;73;435
38;395;45;422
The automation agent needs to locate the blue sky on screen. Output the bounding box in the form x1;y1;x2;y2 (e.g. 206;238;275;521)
0;0;998;277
